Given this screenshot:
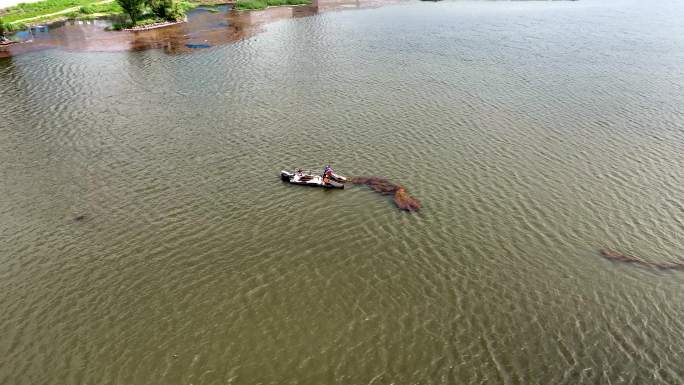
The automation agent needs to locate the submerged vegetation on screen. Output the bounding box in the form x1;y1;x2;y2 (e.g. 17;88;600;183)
235;0;310;11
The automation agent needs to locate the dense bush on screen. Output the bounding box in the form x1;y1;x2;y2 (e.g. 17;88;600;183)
116;0;145;25
79;4;95;13
146;0;189;21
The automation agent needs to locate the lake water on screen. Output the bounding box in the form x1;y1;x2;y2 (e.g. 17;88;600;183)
1;1;684;384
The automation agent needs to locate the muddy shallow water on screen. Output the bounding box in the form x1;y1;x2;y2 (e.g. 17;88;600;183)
1;0;684;384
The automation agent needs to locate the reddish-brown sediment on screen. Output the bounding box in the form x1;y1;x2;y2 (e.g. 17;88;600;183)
0;9;281;57
351;176;421;212
600;249;684;270
0;0;407;58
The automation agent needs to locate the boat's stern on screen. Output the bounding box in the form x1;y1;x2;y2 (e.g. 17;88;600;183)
331;173;347;183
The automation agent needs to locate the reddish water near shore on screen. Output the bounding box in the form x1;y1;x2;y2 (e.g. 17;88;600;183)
0;0;403;57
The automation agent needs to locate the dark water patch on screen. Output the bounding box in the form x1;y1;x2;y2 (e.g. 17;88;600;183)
185;43;212;49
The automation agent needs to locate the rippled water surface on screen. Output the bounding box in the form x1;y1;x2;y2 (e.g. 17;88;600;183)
2;1;684;384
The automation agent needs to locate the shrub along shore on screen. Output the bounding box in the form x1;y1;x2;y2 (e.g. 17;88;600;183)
234;0;309;10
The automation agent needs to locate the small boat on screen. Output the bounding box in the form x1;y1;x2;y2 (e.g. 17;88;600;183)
280;169;345;189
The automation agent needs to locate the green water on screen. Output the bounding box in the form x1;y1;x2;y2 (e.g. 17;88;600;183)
1;1;684;384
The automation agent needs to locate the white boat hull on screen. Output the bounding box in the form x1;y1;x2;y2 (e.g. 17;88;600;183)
280;170;345;189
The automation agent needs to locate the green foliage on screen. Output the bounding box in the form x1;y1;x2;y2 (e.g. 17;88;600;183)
87;2;124;14
176;1;195;12
137;14;165;24
1;21;27;31
235;0;310;10
235;0;266;10
145;0;190;21
146;0;169;18
108;21;125;30
164;3;183;20
116;0;145;24
79;4;95;13
0;0;95;23
107;13;175;29
0;19;6;36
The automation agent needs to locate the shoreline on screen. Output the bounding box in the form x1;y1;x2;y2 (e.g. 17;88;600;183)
122;18;185;31
0;0;232;30
1;0;406;57
233;2;309;12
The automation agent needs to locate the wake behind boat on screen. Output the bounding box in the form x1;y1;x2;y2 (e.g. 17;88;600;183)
280;169;346;189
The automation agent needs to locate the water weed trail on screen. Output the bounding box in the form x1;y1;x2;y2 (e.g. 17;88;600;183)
350;176;421;212
600;249;684;271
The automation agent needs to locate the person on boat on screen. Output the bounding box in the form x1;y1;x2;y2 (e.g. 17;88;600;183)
322;165;333;185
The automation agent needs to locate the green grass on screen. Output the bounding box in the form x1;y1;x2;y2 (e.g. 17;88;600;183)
78;4;95;13
87;1;123;14
0;0;99;23
108;14;170;29
1;0;198;30
177;1;196;12
1;20;27;31
235;0;310;10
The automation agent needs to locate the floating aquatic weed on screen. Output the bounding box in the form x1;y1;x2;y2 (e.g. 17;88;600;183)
350;176;421;212
600;249;684;271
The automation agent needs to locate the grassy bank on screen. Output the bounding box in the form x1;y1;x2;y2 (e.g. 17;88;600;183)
0;0;99;23
0;0;204;31
235;0;309;11
0;0;125;31
0;0;305;33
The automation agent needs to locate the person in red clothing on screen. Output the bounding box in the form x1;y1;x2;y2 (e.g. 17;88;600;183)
322;165;333;185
